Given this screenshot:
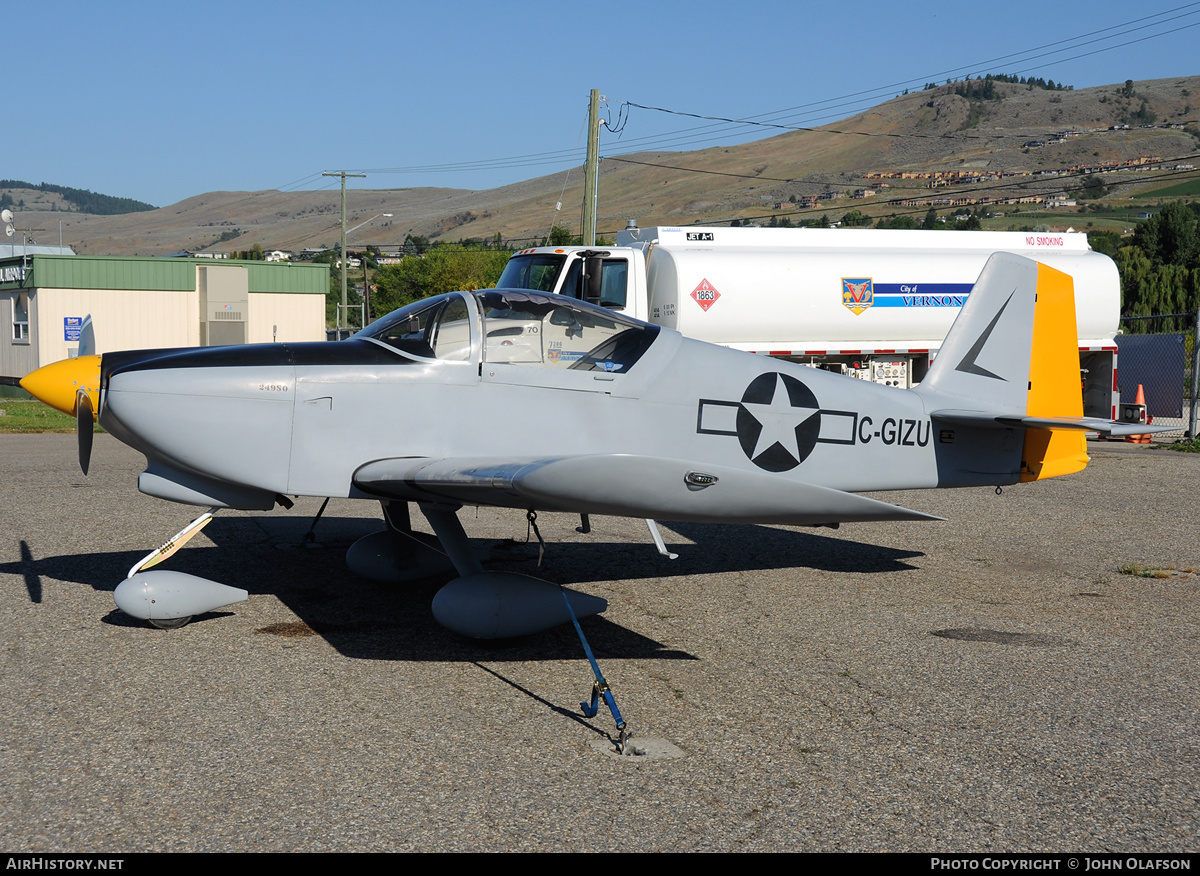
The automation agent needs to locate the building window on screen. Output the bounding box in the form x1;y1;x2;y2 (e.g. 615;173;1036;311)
12;293;29;342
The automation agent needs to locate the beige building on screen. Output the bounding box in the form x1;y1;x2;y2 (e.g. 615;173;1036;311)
1;255;329;381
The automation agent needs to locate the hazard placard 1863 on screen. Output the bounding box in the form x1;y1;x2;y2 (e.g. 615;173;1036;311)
691;279;721;312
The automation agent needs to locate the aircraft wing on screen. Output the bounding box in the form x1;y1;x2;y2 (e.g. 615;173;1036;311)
352;454;943;526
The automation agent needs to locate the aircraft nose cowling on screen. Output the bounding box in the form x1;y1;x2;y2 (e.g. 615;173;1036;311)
101;345;299;495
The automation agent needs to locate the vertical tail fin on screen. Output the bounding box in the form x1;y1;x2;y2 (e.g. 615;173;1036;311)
915;253;1088;482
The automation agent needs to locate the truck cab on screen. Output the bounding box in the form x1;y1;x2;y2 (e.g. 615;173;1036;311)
496;245;649;321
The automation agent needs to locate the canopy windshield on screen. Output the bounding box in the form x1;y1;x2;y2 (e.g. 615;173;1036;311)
478;290;657;373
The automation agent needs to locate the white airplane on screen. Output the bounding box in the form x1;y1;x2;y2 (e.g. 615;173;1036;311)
21;253;1152;642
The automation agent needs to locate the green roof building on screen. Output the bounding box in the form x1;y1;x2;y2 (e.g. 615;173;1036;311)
1;254;329;380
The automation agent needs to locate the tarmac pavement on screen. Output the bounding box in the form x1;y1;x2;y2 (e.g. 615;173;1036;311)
2;434;1198;852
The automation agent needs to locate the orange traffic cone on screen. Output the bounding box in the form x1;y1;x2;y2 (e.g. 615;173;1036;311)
1126;384;1152;444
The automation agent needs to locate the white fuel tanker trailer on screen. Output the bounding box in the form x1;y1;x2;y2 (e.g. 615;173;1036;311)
496;225;1120;420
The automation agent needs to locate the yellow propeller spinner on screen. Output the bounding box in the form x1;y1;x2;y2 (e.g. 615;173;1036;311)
19;355;102;419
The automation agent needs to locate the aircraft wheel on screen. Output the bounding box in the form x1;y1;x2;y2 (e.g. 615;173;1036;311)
149;616;192;630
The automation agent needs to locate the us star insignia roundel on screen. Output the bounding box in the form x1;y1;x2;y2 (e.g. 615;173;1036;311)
695;372;847;472
735;372;823;471
842;277;873;315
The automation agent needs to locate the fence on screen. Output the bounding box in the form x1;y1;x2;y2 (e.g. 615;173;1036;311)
1116;311;1200;440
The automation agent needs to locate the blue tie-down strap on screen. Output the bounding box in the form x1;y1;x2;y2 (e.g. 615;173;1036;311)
563;588;628;735
581;680;626;732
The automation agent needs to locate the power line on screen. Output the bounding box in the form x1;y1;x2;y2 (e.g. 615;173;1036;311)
587;154;1200;233
653;154;1200;229
607;6;1200;153
297;9;1200;185
602;126;1200;190
181;8;1200;246
737;3;1200;128
602;155;799;183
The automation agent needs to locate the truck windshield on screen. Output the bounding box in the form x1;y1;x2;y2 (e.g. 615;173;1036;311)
496;254;566;292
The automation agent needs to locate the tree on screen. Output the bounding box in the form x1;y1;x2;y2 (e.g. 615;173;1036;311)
402;234;430;256
1074;175;1109;200
878;214;917;230
1135;202;1200;268
921;207;939;229
371;245;513;316
1086;230;1123;257
1117;203;1200;323
548;224;577;246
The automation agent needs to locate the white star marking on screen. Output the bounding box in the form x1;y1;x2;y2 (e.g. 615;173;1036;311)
743;374;820;462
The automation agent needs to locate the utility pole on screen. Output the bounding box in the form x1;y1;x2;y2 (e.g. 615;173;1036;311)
323;170;366;337
1191;306;1200;438
582;89;601;246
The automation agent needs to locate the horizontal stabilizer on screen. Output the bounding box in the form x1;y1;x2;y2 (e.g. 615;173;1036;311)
932;410;1178;437
354;455;943;526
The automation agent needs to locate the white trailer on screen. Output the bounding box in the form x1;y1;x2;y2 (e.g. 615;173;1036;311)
496;225;1121;419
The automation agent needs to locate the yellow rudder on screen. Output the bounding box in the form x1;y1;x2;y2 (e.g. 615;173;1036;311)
1020;263;1088;482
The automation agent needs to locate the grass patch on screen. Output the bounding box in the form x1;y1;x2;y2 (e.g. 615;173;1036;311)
1139;177;1200;198
1166;436;1200;453
1118;563;1196;579
0;399;102;433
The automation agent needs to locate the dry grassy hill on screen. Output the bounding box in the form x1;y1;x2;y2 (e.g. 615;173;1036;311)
5;75;1198;256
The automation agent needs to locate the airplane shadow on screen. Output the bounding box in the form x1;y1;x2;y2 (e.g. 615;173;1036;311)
522;519;926;584
7;514;923;666
6;526;681;662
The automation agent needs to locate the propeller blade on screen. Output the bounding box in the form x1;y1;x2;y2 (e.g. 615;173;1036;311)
78;315;96;357
77;391;93;476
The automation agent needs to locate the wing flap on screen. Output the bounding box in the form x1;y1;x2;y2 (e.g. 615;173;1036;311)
353;455;942;525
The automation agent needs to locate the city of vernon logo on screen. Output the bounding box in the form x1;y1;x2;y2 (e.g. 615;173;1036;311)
842;277;873;315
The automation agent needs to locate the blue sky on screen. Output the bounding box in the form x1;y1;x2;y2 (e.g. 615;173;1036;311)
5;0;1199;207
